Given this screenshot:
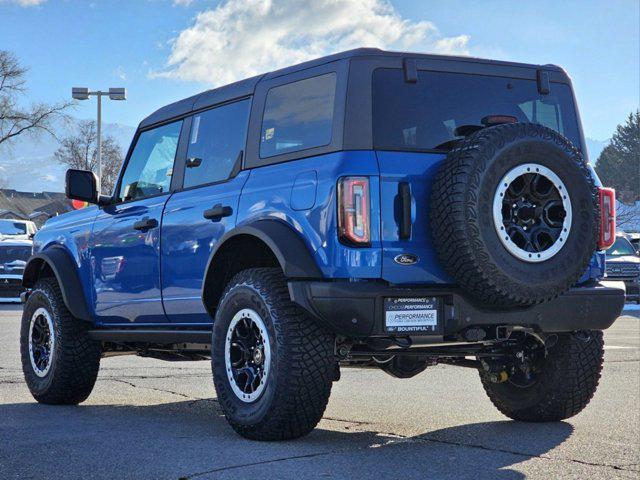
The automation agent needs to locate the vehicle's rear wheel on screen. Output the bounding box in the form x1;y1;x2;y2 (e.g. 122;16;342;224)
20;277;101;404
479;331;604;421
211;268;336;441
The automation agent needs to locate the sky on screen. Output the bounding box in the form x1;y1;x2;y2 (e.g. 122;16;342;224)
0;0;638;141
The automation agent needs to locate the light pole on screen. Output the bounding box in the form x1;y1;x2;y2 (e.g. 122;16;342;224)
71;87;126;186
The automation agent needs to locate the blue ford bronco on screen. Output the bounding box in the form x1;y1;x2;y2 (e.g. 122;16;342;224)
20;49;624;441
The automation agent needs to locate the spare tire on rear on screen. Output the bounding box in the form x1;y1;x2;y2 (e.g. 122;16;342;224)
430;123;598;308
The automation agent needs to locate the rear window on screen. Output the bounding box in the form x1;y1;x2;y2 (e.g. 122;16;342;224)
373;69;580;151
260;73;337;158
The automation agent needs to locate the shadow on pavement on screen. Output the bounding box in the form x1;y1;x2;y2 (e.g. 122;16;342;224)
0;398;574;480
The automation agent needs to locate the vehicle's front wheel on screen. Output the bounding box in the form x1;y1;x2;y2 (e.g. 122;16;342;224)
480;331;604;421
20;277;101;404
211;268;336;441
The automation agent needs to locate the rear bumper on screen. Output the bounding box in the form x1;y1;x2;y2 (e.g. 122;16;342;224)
288;280;626;338
606;276;639;301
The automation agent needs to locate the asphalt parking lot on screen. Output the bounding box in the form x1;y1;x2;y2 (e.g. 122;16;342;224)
1;304;638;480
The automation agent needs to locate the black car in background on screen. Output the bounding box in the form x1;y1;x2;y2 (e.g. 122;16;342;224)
606;235;640;303
0;239;32;302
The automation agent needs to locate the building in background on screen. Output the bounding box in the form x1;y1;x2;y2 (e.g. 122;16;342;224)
0;189;73;227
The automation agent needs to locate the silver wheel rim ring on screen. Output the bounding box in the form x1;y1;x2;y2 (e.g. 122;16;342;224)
28;307;55;378
224;308;271;403
492;163;572;263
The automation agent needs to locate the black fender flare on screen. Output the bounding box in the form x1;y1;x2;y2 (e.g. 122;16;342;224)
22;247;92;321
201;220;323;313
206;220;323;280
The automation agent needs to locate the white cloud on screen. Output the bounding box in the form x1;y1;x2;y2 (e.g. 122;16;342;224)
152;0;470;85
172;0;194;6
41;173;57;183
0;0;47;6
114;65;127;81
433;35;471;55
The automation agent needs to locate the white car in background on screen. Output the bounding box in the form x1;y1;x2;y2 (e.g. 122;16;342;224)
0;238;32;303
0;220;35;303
0;219;37;240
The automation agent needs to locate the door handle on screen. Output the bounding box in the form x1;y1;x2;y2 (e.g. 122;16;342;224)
133;217;158;231
203;204;233;221
398;182;412;240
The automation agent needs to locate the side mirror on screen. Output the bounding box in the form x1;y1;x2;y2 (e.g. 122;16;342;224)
65;169;110;206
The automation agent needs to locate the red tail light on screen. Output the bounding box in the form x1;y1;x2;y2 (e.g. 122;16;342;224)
338;177;370;246
598;187;616;250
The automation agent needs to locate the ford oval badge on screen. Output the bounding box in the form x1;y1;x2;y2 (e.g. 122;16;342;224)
394;253;419;266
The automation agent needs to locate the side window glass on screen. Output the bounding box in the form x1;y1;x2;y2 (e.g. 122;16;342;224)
260;73;336;158
184;98;251;189
118;121;182;202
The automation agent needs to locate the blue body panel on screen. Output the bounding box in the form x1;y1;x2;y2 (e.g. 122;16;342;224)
579;251;606;283
376;151;453;285
160;171;249;323
32;206;100;314
237;151;382;279
90;196;169;323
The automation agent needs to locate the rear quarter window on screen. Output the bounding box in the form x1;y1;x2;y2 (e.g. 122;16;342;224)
260;73;337;158
372;69;581;152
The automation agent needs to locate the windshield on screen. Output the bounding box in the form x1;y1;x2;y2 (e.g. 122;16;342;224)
0;221;27;236
372;69;581;152
608;238;637;256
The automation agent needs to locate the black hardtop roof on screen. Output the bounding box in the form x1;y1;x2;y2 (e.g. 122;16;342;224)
139;48;563;129
139;74;263;129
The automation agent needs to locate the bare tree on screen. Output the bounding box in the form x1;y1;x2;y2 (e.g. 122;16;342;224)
54;120;123;194
0;50;71;146
616;201;640;231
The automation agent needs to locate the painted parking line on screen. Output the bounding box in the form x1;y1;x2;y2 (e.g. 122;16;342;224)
604;345;636;350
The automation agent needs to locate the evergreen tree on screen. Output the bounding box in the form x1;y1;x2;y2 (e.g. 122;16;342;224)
595;111;640;204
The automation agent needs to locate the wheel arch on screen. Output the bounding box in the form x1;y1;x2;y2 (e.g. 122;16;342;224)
201;220;322;316
22;246;93;322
